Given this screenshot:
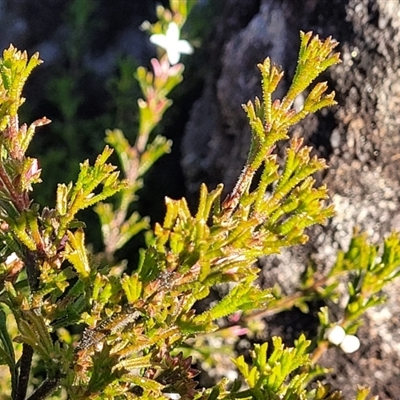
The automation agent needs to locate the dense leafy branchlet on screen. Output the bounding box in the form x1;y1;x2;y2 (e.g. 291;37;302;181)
0;24;397;400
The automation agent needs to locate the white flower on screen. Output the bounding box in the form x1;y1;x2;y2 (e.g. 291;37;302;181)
326;325;346;346
326;325;361;354
339;334;360;354
150;22;193;65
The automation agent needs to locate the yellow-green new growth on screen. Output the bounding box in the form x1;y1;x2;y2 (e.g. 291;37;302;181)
224;32;340;227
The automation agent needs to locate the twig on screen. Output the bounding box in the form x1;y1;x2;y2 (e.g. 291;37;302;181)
16;344;33;400
26;378;59;400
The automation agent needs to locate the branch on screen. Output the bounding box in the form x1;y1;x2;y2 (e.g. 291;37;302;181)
26;378;59;400
16;344;33;400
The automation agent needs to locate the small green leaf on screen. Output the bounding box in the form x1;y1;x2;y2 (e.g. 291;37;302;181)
113;353;152;372
206;283;272;320
65;229;91;279
121;273;142;303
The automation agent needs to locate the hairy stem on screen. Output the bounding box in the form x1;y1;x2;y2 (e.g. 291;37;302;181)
221;164;256;220
24;251;40;292
16;344;33;400
0;163;28;212
26;378;59;400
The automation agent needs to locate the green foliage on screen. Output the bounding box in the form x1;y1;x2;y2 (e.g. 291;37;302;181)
233;335;311;396
337;231;400;322
209;336;378;400
258;229;400;320
0;4;396;398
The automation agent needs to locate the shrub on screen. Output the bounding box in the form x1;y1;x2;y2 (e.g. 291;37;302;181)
0;3;398;399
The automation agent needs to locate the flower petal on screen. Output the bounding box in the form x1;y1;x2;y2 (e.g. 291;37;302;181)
326;325;346;346
165;22;180;42
339;335;360;354
150;34;168;49
166;47;181;65
177;40;193;55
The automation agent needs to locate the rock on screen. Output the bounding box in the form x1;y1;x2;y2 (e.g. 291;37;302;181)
182;0;400;398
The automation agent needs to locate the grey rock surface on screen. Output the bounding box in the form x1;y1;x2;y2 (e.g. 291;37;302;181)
182;0;400;398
